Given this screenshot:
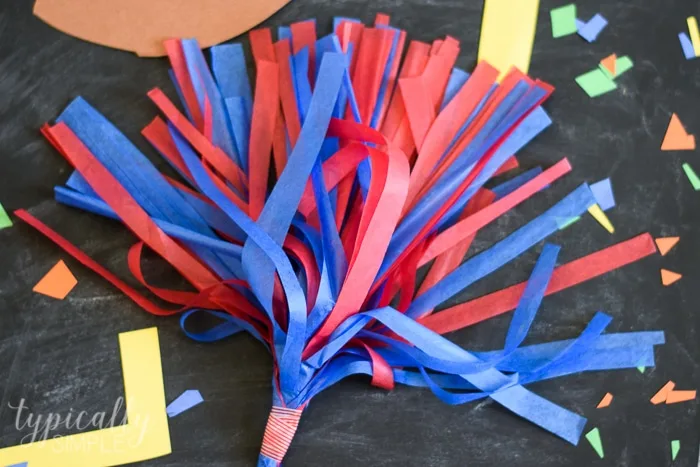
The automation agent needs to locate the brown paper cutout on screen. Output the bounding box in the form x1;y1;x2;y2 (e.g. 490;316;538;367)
34;0;291;57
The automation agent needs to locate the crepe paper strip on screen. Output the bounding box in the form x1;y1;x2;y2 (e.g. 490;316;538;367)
400;76;437;151
637;366;646;373
291;20;318;84
596;392;613;408
651;381;676;404
662;114;696;151
422;233;657;334
588;204;615;233
166;389;204;417
578;14;608;43
682;163;700;191
600;54;617;78
32;259;77;300
33;0;290;57
575;69;617;98
0;328;171;465
655;237;679;256
661;269;682;286
0;202;12;229
666;390;697;404
590;178;615;211
585;427;604;459
164;40;204;132
275;40;302;145
679;33;696;60
248;60;280;220
478;0;540;79
688;17;700;56
671;440;680;461
551;4;578;38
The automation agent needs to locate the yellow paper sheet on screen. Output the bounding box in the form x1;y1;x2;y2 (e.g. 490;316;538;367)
0;328;171;466
478;0;540;80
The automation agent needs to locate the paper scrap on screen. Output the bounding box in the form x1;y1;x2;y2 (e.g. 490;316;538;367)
679;32;696;60
682;163;700;190
662;114;695;151
666;390;696;404
596;392;613;408
0;202;12;229
637;366;646;373
167;389;204;417
550;4;578;38
575;69;617;98
651;381;676;404
588;204;614;233
599;54;617;78
478;0;540;79
688;17;700;56
0;327;171;465
7;463;28;467
32;259;77;299
556;215;580;230
575;18;585;31
585;427;604;459
578;14;608;42
614;56;634;77
655;237;679;256
671;440;680;461
661;269;682;286
590;178;615;211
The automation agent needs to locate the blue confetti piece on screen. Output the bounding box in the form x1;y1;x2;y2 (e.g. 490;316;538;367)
167;389;204;417
590;178;616;211
578;14;608;43
679;32;696;60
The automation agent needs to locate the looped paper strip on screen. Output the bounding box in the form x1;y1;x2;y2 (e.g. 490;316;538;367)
20;14;664;466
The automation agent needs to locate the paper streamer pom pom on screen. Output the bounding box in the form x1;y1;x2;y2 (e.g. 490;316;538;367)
20;15;664;466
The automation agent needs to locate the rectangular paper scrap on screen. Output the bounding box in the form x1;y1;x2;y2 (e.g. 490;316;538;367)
666;390;696;404
590;178;615;211
679;32;696;60
551;4;578;38
682;163;700;190
671;440;680;461
575;69;617;98
687;16;700;56
578;14;608;42
167;389;204;417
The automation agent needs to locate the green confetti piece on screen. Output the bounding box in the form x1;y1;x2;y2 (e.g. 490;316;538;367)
585;427;604;459
556;216;581;230
671;440;680;461
615;56;634;77
575;69;617;98
682;163;700;190
637;366;646;373
0;203;12;230
550;4;578;38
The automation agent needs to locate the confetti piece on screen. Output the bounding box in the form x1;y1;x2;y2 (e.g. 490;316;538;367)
590;178;615;211
551;4;578;38
662;114;695;151
599;54;617;78
596;393;613;408
666;390;696;404
167;389;204;417
688;16;700;56
637;366;646;373
32;259;77;299
556;215;580;230
575;69;617;98
575;18;585;31
588;204;614;233
655;237;679;256
613;56;634;77
671;440;680;461
682;163;700;190
478;0;540;79
679;32;696;60
661;269;682;286
0;202;12;230
577;14;608;43
585;427;604;458
651;381;676;404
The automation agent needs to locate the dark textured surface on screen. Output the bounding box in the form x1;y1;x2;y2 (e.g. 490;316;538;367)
0;0;699;466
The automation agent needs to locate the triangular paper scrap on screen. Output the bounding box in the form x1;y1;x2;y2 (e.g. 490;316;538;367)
637;366;646;373
614;56;634;77
32;260;78;299
661;114;695;151
600;54;617;78
596;392;613;408
671;440;680;461
666;390;696;404
661;269;682;286
650;381;675;404
166;389;204;417
655;237;679;256
588;204;614;233
585;427;604;459
0;202;12;230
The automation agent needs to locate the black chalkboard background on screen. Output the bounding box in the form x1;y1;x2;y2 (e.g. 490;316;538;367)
0;0;699;465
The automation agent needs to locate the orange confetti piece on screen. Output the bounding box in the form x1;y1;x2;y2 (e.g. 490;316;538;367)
661;113;695;151
33;260;77;299
655;237;679;256
600;54;617;77
661;269;682;286
666;390;697;404
596;392;613;408
650;381;675;404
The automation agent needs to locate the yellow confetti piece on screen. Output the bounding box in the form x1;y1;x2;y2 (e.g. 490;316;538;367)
588;204;614;233
687;16;700;57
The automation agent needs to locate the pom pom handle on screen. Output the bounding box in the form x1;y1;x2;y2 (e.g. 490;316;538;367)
258;406;304;466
